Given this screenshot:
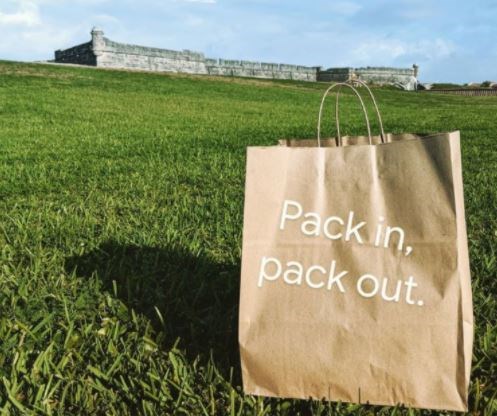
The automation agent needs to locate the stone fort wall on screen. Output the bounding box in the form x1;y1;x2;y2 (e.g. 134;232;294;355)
54;28;418;89
55;28;317;81
54;41;96;66
318;66;418;90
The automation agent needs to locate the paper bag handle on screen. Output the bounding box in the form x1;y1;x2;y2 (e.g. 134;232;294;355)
336;80;386;145
317;82;372;147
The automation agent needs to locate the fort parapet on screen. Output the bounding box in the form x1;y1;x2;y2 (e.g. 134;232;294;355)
318;66;418;90
54;28;418;90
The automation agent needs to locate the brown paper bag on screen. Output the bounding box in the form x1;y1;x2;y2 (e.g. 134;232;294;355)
239;81;473;411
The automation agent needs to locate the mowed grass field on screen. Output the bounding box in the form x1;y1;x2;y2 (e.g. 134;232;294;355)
0;60;496;415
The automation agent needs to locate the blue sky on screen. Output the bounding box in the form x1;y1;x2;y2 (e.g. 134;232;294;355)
1;0;496;83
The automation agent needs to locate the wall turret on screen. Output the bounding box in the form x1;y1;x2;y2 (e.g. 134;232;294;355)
91;27;105;57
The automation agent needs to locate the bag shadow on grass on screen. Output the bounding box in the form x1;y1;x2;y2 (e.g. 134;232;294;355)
64;240;240;371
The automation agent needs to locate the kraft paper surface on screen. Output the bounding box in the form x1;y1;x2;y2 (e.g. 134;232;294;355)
239;131;473;411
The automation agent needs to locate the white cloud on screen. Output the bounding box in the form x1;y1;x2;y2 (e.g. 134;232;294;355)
93;13;120;24
350;37;455;66
21;25;84;53
0;1;101;61
0;0;41;27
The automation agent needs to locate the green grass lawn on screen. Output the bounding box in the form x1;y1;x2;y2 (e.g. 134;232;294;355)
0;60;496;415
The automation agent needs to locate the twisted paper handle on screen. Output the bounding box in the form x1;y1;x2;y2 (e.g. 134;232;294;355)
336;79;386;145
317;80;385;147
317;82;372;147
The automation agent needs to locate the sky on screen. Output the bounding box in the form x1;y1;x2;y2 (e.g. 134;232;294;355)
0;0;496;83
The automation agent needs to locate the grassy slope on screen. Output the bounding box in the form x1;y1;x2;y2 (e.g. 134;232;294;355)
0;60;495;415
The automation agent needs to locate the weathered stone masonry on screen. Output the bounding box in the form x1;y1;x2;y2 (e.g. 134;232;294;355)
318;65;419;91
55;28;419;90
